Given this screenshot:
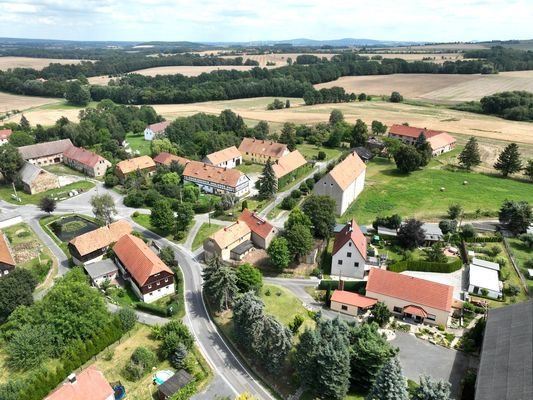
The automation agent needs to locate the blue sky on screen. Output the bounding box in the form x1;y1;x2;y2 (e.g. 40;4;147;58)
0;0;531;43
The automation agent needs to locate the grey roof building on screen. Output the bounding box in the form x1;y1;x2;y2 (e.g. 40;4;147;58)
475;300;533;400
18;139;73;161
19;162;60;194
84;259;118;286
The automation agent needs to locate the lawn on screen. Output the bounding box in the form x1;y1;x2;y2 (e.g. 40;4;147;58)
296;143;343;161
2;223;56;290
342;156;533;224
236;162;264;174
507;238;533;292
131;213;181;242
0;180;95;205
90;324;212;400
191;223;223;250
42;163;88;178
125;132;151;156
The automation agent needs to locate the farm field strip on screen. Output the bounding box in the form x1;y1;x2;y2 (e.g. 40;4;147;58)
0;56;90;70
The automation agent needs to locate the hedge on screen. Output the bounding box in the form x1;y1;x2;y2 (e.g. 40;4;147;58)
135;302;168;317
465;235;503;243
318;280;366;293
389;258;463;273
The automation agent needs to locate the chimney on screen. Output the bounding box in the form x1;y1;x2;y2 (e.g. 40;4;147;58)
68;373;77;384
338;280;344;291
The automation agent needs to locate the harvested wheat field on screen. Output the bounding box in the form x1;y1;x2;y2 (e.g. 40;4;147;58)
132;65;259;77
361;53;463;63
0;92;61;114
151;97;533;146
315;71;533;103
0;56;88;70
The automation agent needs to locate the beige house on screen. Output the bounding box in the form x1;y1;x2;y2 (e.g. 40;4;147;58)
182;161;250;197
388;124;456;156
203;221;252;261
365;268;454;326
238;138;289;164
153;152;190;168
272;150;308;186
238;208;277;249
330;290;377;317
19;162;60;194
204;146;242;169
18;139;73;166
116;156;156;181
313;152;366;216
63;146;111;177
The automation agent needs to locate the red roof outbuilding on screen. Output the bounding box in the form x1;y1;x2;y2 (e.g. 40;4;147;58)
331;290;377;309
64;146;108;168
45;366;114;400
0;129;12;140
389;124;445;139
238;208;275;239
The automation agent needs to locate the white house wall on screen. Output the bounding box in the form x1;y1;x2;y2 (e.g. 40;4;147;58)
331;240;367;279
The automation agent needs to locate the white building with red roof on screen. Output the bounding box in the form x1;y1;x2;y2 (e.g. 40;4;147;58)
63;146;111;177
144;120;171;141
330;289;377;317
388;124;456;156
365;268;455;326
0;129;12;145
331;219;368;279
203;146;242;169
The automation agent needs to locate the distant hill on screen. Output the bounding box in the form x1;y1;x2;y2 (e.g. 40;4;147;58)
202;38;424;47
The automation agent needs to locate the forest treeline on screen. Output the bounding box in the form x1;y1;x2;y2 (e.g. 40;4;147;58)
0;47;532;105
453;91;533;121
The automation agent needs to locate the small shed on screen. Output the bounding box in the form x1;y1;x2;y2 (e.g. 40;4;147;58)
158;370;193;400
330;290;377;317
84;259;118;287
468;264;502;299
472;258;500;272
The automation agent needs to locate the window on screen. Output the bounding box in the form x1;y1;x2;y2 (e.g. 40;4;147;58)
348;242;352;247
354;262;359;267
165;278;169;282
148;285;152;289
341;305;348;311
426;314;436;321
338;260;343;265
347;252;352;258
393;306;402;313
157;282;160;286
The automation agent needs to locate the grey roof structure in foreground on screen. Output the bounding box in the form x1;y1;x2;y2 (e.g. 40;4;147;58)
475;300;533;400
230;240;254;256
84;259;118;279
19;162;45;185
158;370;193;398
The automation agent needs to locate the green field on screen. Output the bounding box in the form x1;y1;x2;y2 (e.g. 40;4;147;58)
342;157;533;224
0;180;95;205
236;162;264;174
296;143;343;161
191;223;223;250
125;132;151;156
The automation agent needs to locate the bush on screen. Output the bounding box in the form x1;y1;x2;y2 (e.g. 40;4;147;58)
505;284;520;296
288;315;305;334
388;258;463;273
318;280;366;293
117;307;137;332
317;151;326;160
135;302;167;317
281;196;297;210
291;189;302;199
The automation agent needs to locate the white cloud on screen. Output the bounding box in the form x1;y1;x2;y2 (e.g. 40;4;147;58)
0;0;530;42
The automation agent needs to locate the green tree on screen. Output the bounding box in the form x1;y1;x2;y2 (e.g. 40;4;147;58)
7;324;54;370
415;133;433;167
447;203;463;220
397;218;426;249
236;264;263;293
90;194;117;225
285;207;312;231
151;138;180;156
8;131;34;147
519;233;533;249
460;224;477;240
175;202;194;233
329;109;345;125
413;375;452;400
65;81;91;106
0;269;38;323
279;122;297;151
19;114;30;131
159;245;178;268
499;200;532;235
367;357;409;400
202;257;239;312
350;119;368;147
258;159;278;199
160;320;194;350
233;292;266;353
171;343;188;369
458;137;481;170
438;219;457;235
252;314;292;370
302;195;336;238
126;346;157;380
150;199;175;234
424;243;447;263
390;91;403;103
117;308;137;332
383;137;402;159
285;223;314;261
369;302;392;327
267;237;291;270
494;143;522;177
0;144;24;183
295;318;351;400
39;196;57;214
524;159;533;181
394;145;422;173
371;120;387;135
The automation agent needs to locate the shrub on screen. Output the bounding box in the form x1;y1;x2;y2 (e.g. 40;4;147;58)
281;196;297;210
125;347;157;380
102;349;114;361
291;189;302;199
288;315;305;334
317;151;326;160
318;280;366;293
505;284;520;296
135;302;167;317
117;307;137;332
388;258;463;274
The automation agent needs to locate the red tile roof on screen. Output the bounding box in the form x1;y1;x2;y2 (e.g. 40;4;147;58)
69;220;132;257
147;121;170;133
0;232;15;267
332;219;367;259
427;132;456;150
272;150;307;179
0;129;12;140
366;268;454;312
238;209;275;240
205;146;241;165
152;152;190;167
113;234;172;286
327;152;366;191
64;146;109;168
183;160;245;188
116;155;156;175
389;124;445;139
331;290;377;309
45;366;114;400
238;137;288;159
403;305;428;318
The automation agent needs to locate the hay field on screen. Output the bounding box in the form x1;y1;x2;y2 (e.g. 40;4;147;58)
0;56;88;70
131;65;259;77
389;43;488;51
221;53;338;67
315;71;533;103
361;53;463;63
150;97;533;146
0;91;62;114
